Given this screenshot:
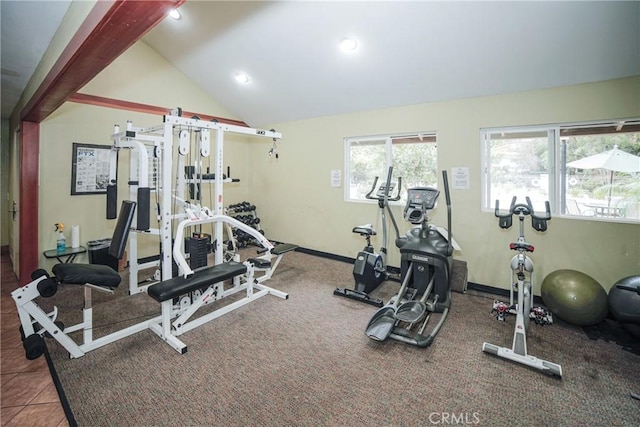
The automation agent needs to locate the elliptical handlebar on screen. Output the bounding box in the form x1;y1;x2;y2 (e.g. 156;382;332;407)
442;170;453;257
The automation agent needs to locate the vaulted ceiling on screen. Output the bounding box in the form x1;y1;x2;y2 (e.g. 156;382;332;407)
142;1;640;126
1;0;71;120
2;1;639;126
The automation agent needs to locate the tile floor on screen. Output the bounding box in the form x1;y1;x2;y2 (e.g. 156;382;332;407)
1;252;69;427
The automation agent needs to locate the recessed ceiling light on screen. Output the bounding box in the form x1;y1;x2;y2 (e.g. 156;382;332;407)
340;38;358;52
169;9;181;20
235;73;250;84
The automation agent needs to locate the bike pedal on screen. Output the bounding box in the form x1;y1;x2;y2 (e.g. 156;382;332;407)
491;300;511;321
530;306;553;325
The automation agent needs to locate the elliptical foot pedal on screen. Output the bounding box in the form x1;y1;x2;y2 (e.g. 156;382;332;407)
334;287;383;307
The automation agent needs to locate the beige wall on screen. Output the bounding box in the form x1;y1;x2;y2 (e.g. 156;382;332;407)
31;30;639;294
248;77;640;294
37;40;249;269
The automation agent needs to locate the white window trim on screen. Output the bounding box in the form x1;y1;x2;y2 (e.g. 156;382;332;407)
480;124;554;211
344;131;437;203
481;118;640;223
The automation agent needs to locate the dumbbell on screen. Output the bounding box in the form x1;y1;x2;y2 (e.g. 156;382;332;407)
235;230;248;242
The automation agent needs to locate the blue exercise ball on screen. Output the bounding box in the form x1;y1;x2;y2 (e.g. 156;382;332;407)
541;269;608;326
608;275;640;339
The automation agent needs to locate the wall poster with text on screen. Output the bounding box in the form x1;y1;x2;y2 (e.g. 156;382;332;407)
71;143;114;195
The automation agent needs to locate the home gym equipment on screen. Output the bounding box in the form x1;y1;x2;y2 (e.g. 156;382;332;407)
608;275;640;339
482;196;562;378
365;170;454;347
226;201;263;249
334;166;401;307
541;269;608;327
13;201;138;359
12;111;296;359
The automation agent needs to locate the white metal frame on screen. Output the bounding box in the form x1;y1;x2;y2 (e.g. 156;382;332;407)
13;113;289;358
12;275;161;359
481;208;562;377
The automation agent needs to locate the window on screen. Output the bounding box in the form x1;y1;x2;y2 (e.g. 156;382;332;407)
345;132;438;203
481;119;640;222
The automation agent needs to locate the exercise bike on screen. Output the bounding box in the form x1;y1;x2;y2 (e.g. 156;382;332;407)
482;196;562;378
365;170;454;347
334;166;401;307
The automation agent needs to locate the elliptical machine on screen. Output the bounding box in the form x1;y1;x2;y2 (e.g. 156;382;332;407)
334;166;401;307
365;170;454;347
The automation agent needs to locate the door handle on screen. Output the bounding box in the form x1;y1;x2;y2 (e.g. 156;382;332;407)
8;201;17;220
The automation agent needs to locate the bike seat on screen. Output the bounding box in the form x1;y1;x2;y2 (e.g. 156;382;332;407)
353;224;376;236
510;242;534;252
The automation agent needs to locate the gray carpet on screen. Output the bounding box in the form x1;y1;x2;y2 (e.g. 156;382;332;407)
42;251;640;426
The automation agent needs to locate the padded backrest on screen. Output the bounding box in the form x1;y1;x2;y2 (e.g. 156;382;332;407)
108;201;136;259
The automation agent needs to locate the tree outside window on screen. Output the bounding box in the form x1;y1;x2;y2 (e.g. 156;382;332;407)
482;119;640;222
345;133;438;203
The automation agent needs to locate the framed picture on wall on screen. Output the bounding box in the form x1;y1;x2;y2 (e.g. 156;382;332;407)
71;143;114;195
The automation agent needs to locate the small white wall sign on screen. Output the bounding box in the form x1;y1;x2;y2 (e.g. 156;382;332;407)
451;167;470;190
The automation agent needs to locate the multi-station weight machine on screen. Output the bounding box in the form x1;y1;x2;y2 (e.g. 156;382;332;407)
107;112;292;293
12;110;296;358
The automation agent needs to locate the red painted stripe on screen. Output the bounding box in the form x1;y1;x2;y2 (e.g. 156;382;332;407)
19;0;184;282
68;93;249;127
21;0;185;122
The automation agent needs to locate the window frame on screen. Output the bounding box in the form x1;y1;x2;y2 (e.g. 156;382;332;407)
344;131;437;204
480;118;640;223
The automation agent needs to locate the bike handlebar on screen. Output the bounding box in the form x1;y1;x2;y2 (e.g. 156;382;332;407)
495;196;551;221
495;196;551;231
365;167;402;202
364;176;379;199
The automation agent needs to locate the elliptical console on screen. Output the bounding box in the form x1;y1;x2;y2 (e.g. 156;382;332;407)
403;187;439;224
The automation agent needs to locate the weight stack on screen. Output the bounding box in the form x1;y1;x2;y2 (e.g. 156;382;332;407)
187;233;211;269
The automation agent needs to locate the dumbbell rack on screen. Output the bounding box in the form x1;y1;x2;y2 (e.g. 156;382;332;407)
226;202;263;248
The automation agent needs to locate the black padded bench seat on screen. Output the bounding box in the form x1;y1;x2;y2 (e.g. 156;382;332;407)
271;243;298;255
147;261;247;302
248;243;298;269
52;263;122;289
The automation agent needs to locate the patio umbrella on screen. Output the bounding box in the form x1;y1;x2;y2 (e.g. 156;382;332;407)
567;145;640;206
